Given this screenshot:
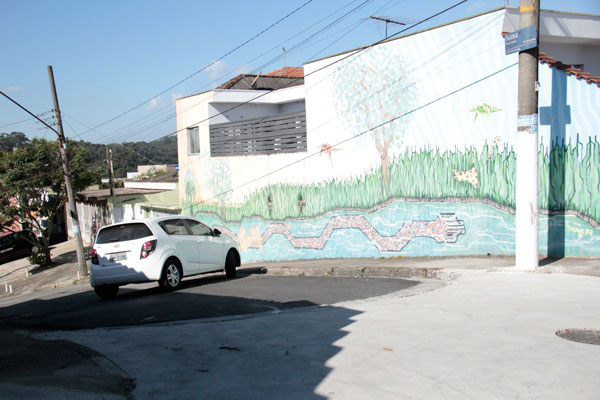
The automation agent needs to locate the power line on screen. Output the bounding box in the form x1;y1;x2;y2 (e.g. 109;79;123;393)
0;116;34;130
175;2;495;176
148;0;470;145
169;0;478;177
98;0;375;144
78;0;315;137
61;112;163;166
172;0;475;202
0;90;59;135
188;61;517;209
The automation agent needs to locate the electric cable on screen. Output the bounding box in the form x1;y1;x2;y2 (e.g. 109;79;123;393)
77;0;315;137
147;0;470;146
186;61;518;209
102;0;375;144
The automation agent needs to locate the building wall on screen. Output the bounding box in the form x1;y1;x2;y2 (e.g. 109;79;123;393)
179;9;600;261
69;202;110;245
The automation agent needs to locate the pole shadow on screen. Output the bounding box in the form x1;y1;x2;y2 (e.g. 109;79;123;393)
540;68;571;258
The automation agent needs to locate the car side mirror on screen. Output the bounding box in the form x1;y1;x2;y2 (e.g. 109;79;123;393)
213;228;221;237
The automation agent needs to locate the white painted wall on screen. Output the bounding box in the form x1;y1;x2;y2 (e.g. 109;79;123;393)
177;84;312;204
208;103;279;124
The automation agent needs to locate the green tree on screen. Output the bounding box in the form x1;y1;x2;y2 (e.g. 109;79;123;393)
0;131;29;152
0;139;100;266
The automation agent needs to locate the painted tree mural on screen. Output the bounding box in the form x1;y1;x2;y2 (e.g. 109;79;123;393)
207;158;232;217
184;169;197;203
331;45;417;194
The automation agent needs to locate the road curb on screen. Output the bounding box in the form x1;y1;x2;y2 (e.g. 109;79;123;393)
241;265;456;281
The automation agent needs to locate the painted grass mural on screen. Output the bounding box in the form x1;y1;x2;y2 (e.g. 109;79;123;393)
185;137;600;227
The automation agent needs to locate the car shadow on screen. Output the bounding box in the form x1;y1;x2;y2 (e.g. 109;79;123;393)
0;274;373;399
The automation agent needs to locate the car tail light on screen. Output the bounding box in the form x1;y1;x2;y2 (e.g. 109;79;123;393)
140;240;157;259
91;249;99;265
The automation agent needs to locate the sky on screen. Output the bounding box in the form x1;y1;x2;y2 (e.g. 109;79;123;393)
1;0;599;145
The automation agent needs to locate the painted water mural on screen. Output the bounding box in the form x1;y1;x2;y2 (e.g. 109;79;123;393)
190;200;599;262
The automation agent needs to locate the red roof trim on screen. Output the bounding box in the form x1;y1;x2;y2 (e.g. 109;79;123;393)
264;66;304;78
539;52;600;87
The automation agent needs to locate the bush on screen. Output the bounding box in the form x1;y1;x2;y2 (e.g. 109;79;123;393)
28;247;51;267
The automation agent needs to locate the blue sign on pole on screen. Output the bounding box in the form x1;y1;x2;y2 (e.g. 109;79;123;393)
505;25;537;55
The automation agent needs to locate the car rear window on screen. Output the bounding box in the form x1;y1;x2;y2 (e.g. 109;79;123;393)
96;223;153;244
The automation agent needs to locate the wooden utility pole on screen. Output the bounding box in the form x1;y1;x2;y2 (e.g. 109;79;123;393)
47;66;88;277
106;146;117;212
515;0;540;270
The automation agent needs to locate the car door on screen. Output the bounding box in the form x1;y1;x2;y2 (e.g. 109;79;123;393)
184;219;224;272
158;218;201;274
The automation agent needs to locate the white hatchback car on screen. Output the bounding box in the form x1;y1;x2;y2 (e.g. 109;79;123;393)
90;216;241;299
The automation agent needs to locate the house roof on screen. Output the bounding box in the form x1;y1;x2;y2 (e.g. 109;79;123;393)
78;188;168;202
539;52;600;87
264;67;304;78
216;67;304;90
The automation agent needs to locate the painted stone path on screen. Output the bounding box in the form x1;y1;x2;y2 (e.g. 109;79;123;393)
217;213;466;253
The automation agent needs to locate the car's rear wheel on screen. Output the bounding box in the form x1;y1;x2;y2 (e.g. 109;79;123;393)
94;284;119;300
160;260;182;290
225;251;237;279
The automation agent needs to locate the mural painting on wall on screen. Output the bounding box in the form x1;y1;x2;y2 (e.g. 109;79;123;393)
331;45;418;194
217;213;465;253
183;54;600;260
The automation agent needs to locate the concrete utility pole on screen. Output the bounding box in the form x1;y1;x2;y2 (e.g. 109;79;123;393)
515;0;540;270
48;66;88;277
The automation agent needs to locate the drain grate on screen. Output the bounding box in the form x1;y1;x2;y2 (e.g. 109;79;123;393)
556;329;600;345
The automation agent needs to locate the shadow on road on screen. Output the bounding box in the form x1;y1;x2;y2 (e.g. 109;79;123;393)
0;272;394;399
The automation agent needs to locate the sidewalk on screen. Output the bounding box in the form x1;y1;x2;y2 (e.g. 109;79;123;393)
0;240;89;299
29;268;600;399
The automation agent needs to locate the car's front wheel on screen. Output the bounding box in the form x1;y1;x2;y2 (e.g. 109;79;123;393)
94;284;119;300
160;260;183;290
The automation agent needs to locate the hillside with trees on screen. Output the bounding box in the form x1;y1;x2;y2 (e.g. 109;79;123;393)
0;132;178;178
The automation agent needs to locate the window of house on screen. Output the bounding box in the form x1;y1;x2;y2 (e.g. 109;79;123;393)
187;127;200;155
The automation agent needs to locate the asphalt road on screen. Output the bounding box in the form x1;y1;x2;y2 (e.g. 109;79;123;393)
0;272;421;330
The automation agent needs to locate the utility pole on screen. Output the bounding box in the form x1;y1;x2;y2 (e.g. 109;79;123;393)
515;0;540;270
106;146;117;219
47;66;88;277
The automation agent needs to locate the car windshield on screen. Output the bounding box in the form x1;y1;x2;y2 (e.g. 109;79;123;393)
96;223;153;244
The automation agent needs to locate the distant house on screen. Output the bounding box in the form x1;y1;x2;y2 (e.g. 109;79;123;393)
177;7;600;263
74;165;180;243
176;66;306;209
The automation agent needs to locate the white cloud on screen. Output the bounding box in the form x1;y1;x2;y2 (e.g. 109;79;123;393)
171;93;184;103
148;96;161;110
204;60;228;81
2;86;20;92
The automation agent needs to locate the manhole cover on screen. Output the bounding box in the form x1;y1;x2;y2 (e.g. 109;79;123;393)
556;329;600;345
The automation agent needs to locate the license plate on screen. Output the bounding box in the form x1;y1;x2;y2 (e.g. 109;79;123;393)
109;252;127;262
